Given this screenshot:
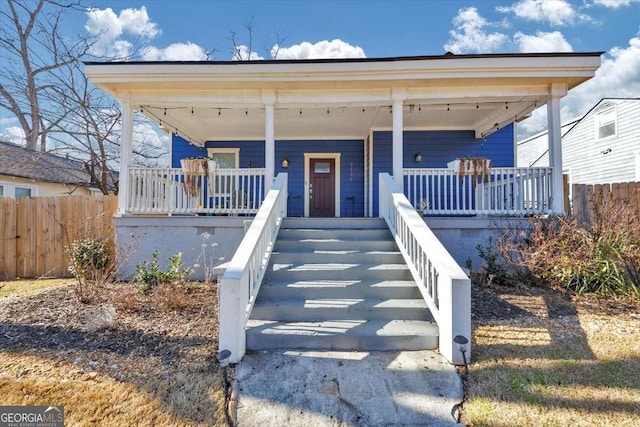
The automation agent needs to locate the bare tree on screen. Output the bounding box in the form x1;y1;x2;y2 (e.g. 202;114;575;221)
0;0;90;151
228;17;285;60
1;0;166;194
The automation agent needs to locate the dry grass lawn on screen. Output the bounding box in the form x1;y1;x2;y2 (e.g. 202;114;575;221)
0;279;229;426
462;285;640;427
0;278;70;297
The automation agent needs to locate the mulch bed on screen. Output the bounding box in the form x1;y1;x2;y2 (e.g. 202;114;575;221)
471;282;640;323
0;282;220;387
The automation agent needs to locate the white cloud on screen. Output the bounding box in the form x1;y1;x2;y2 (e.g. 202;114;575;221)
132;119;170;167
0;126;26;145
118;7;160;38
518;31;640;137
143;43;208;61
0;116;18;126
85;6;159;39
497;0;591;26
273;39;366;59
561;32;640;119
515;30;573;52
444;7;509;53
231;45;265;61
593;0;640;7
85;6;161;59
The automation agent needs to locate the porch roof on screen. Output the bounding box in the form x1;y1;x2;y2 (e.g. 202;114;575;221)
85;52;602;146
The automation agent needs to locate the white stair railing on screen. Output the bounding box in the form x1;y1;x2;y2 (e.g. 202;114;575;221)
380;173;471;365
218;173;288;363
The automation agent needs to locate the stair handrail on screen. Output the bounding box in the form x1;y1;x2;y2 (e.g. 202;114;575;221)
218;172;288;363
379;173;471;365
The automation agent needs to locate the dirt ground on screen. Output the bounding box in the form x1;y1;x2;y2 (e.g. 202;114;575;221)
0;281;229;426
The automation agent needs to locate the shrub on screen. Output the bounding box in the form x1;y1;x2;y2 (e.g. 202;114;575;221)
133;250;191;294
494;197;640;297
474;237;517;286
67;237;114;303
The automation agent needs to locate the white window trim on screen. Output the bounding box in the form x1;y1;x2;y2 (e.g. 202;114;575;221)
0;180;38;197
206;147;240;168
304;153;341;217
594;105;617;142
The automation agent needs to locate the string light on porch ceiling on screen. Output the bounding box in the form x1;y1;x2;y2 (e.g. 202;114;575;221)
479;100;542;140
138;105;200;146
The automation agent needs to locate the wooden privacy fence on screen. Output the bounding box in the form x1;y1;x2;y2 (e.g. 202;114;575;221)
572;182;640;223
0;195;117;280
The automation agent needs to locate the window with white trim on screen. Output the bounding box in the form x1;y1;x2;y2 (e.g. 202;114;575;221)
594;106;617;141
206;148;240;196
0;181;36;197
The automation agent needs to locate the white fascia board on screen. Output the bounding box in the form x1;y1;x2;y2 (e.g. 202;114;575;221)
130;86;552;109
84;55;601;86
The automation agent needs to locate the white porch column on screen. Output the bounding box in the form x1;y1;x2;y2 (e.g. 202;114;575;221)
547;84;566;214
117;103;134;216
392;88;407;191
263;90;276;193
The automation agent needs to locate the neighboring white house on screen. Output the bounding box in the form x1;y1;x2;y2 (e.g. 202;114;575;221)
517;98;640;184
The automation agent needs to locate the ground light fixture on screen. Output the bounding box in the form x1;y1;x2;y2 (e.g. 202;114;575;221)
453;335;469;375
218;349;232;367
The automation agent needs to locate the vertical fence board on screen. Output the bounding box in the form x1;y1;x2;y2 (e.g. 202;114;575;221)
0;195;117;280
572;181;640;222
1;199;18;280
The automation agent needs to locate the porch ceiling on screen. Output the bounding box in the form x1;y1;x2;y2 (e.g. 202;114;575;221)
85;52;602;145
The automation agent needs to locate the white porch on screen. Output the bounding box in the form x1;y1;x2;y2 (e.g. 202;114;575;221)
85;52;601;219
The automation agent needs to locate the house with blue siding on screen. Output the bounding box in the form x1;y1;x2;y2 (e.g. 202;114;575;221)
85;52;601;365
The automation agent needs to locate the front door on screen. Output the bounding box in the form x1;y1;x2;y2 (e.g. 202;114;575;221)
309;158;336;217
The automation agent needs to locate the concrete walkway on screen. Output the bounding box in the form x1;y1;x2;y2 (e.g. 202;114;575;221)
235;350;463;426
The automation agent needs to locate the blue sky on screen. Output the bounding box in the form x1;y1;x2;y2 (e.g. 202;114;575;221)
1;0;639;143
78;0;639;58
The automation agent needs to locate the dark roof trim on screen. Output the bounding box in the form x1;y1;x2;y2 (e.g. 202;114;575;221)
84;51;605;66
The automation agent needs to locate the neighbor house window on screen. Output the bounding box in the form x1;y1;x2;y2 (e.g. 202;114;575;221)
0;182;36;197
595;106;617;141
15;187;32;197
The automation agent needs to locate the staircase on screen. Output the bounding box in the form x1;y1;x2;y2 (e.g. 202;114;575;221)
246;218;439;351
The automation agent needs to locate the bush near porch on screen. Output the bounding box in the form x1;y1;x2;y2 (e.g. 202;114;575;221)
474;194;640;298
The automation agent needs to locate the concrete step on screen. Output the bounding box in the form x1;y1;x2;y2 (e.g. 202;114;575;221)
274;238;399;252
259;278;422;300
282;217;388;229
277;227;394;242
264;262;413;281
251;298;432;322
245;319;439;351
268;250;404;265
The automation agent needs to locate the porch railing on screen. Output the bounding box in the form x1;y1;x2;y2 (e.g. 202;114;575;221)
404;167;553;215
380;173;471;365
218;173;288;363
127;167;266;215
